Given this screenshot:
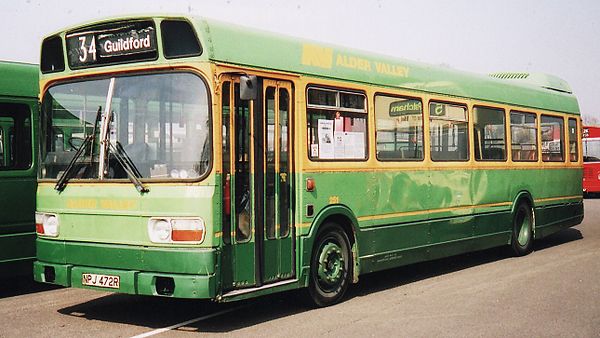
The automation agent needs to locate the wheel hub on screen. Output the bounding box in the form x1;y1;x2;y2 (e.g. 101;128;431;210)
317;242;344;287
517;210;531;246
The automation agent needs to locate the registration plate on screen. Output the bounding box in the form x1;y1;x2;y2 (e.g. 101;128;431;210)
82;273;120;289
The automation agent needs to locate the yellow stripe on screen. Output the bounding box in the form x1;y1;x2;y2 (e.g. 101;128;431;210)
296;195;581;230
300;165;582;173
296;201;512;229
534;195;582;203
214;231;223;238
357;201;512;222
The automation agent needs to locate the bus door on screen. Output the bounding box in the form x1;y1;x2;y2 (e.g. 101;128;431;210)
220;77;294;292
260;79;294;284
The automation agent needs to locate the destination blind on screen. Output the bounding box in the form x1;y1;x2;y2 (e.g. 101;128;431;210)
66;21;158;69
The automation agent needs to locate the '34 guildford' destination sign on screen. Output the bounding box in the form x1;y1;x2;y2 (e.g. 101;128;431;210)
66;21;158;69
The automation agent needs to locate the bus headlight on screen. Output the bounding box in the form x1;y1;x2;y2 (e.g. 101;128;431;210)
35;212;59;237
148;219;172;243
147;218;205;244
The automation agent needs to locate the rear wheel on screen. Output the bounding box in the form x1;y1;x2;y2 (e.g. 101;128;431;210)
510;201;534;256
307;223;352;307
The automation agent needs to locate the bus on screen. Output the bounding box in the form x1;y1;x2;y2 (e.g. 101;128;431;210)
34;15;583;306
583;126;600;195
0;61;38;279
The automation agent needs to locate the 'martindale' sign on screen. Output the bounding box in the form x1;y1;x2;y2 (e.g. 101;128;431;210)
66;22;157;68
389;100;422;116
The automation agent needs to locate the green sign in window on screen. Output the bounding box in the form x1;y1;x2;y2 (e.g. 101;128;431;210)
389;99;422;116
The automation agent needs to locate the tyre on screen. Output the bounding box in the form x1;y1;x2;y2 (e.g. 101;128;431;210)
510;201;534;256
307;223;352;307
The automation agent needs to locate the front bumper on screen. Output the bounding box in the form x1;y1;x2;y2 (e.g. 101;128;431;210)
34;238;218;299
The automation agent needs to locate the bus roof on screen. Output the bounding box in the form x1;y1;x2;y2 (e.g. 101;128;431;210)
197;17;579;114
41;14;580;114
0;61;39;99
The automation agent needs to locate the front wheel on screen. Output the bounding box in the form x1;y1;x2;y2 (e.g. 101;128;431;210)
510;202;534;256
307;223;352;307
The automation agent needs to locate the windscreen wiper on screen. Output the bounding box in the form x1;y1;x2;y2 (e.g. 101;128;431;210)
108;141;148;193
55;106;102;191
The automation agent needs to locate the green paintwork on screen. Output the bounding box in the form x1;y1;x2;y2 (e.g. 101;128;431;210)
0;61;38;279
298;167;583;277
36;183;218;247
34;15;583;301
33;260;216;298
0;61;38;98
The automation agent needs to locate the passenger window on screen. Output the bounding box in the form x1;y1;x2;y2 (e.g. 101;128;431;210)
375;95;423;161
473;106;506;161
541;115;564;162
510;111;538;161
568;118;578;162
307;88;367;160
429;102;468;161
0;103;32;170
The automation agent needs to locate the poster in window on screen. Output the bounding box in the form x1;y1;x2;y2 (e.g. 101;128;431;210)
334;132;345;158
345;132;365;158
318;119;334;159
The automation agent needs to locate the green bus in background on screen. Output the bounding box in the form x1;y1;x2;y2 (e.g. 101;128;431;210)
0;61;38;279
34;15;583;306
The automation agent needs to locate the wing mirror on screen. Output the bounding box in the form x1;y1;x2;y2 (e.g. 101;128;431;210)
240;75;258;100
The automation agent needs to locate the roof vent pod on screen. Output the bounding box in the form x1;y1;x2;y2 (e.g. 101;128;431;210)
489;72;572;94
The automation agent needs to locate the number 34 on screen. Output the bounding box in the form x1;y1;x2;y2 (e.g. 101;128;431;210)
78;36;97;62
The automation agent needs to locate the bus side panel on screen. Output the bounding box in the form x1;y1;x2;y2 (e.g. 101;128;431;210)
358;168;514;274
534;202;583;238
428;169;474;243
358;221;431;274
535;167;583;238
0;175;36;278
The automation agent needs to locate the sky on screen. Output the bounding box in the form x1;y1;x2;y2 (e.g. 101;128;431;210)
2;0;600;118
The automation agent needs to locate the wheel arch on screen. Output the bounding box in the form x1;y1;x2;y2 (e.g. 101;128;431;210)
511;190;535;213
303;204;360;284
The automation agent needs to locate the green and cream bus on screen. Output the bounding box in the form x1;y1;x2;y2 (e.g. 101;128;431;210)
34;15;583;306
0;61;38;279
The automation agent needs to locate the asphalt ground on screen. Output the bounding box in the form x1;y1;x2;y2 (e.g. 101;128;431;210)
1;199;599;337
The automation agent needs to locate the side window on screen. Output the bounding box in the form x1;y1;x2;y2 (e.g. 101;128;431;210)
510;111;538;161
568;118;578;162
375;95;423;161
473;106;506;161
0;119;15;168
0;103;32;170
429;102;469;161
541;115;564;162
307;88;367;160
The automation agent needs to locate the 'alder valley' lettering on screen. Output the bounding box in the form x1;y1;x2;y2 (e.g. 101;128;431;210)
103;35;152;54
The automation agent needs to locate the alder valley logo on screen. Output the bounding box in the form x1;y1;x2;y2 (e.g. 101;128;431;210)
301;43;410;78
